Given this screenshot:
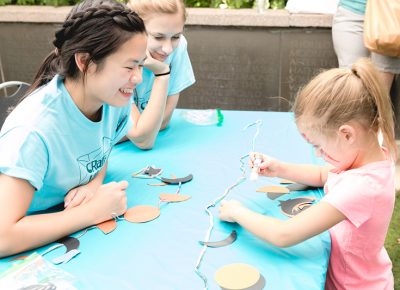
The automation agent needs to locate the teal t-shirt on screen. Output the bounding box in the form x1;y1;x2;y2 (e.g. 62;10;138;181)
133;35;195;112
0;75;132;213
339;0;366;15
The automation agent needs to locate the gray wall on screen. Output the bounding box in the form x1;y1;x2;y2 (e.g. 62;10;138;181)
183;25;338;111
1;23;399;131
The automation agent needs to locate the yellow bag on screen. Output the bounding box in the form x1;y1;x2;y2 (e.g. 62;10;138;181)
364;0;400;57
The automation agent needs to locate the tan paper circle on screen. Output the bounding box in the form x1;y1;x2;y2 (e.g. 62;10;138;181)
215;263;260;290
256;185;289;194
96;219;117;234
279;179;295;184
124;205;160;223
159;193;191;202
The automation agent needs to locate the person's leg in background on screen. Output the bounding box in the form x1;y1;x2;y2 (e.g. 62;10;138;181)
332;6;369;68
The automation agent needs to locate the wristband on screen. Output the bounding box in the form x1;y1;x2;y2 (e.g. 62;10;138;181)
154;70;170;77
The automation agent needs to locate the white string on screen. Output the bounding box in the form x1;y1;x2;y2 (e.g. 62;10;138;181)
194;120;262;289
242;119;262;152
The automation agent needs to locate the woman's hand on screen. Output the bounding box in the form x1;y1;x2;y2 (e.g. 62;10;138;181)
86;180;128;224
249;152;282;177
64;184;96;210
144;50;170;76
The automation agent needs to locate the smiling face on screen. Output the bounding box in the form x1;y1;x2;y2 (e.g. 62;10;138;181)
85;32;148;109
144;13;184;62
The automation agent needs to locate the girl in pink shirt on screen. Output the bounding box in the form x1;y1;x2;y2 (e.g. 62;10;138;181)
219;58;396;290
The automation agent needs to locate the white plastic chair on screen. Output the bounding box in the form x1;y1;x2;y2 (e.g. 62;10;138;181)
0;81;30;128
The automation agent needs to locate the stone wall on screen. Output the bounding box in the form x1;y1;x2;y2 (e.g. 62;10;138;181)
183;25;337;111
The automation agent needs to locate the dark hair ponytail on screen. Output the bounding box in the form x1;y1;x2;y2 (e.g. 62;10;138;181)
27;0;145;95
28;50;62;95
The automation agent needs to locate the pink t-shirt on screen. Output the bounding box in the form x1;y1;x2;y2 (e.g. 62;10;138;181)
323;159;395;290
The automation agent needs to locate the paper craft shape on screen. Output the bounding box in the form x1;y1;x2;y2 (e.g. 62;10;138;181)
279;179;295;184
143;166;162;176
256;185;289;194
132;165;163;178
147;182;167;186
52;249;81;265
215;263;265;290
147;174;177;186
279;197;316;217
9;255;29;261
159;193;191;202
199;230;237;248
257;185;290;200
286;183;309;192
49;236;81;264
96;219;117;234
160;174;193;184
124;205;161;223
56;236;80;253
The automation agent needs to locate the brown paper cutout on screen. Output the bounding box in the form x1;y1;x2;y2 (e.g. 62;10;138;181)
147;182;167;186
124;205;161;223
9;255;29;261
159;193;191;202
257;185;290;200
279;179;295;184
96;219;117;234
256;185;289;194
215;263;264;290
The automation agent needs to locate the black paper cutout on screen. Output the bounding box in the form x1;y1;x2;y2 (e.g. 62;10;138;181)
161;174;193;184
287;183;310;192
143;166;162;177
267;192;287;200
56;236;80;253
199;230;237;248
279;197;315;217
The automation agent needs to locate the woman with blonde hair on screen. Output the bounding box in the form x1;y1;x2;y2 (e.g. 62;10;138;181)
125;0;195;149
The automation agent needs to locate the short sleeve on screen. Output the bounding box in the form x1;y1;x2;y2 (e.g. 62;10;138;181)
0;127;48;190
323;174;374;227
168;36;196;96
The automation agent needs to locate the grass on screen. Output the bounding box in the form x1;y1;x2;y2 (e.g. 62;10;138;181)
387;191;400;289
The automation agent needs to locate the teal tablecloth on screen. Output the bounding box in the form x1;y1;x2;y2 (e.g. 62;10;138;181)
0;109;330;290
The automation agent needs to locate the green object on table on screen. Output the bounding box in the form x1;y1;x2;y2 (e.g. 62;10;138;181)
216;108;224;126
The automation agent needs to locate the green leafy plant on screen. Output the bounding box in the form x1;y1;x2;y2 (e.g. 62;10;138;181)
184;0;255;8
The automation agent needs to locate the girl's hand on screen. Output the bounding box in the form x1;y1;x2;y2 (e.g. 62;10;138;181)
86;180;128;224
64;184;96;210
144;50;170;76
219;200;246;223
249;152;281;177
